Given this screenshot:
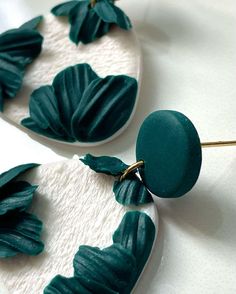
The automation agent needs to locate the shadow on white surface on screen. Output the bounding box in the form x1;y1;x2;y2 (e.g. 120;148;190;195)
158;182;236;247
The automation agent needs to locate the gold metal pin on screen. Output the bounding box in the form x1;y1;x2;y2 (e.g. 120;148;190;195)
201;140;236;148
120;139;236;181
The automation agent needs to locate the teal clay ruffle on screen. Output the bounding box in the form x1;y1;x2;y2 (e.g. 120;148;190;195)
0;163;44;258
51;0;132;44
0;16;43;111
21;64;138;143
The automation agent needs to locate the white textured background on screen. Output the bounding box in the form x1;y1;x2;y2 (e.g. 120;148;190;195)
0;0;236;293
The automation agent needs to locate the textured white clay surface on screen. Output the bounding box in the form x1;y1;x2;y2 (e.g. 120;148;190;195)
1;13;141;146
0;158;157;294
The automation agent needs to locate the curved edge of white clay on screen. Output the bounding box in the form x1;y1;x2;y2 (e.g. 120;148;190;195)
131;202;159;293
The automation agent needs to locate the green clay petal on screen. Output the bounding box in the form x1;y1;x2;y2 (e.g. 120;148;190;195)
21;118;76;143
73;244;137;293
71;75;137;142
0;243;18;258
52;63;99;134
0;163;39;188
52;0;131;44
0;29;43;62
113;211;156;281
0;212;44;257
80;154;128;176
45;210;156;293
44;275;118;294
0;54;25;110
28;85;70;138
76;275;118;294
113;175;153;206
94;0;132;30
68;2;90;44
71;8;111;44
0;17;43;110
0;181;37;215
51;1;81;16
20;15;43;30
21;64;138;143
44;276;91;294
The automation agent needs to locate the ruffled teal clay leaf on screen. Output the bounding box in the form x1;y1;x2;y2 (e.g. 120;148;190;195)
69;2;111;45
0;17;43;111
94;0;132;30
45;210;156;293
113;211;156;281
52;63;99;135
0;181;37;215
113;175;153;206
44;275;118;294
0;163;39;188
0;54;25;111
0;22;43;62
71;75;137;142
80;154;128;176
21;64;138;143
0;212;44;258
44;276;90;294
51;1;80;16
22;85;73;142
0;163;43;258
73;244;137;294
51;0;132;44
20;15;43;30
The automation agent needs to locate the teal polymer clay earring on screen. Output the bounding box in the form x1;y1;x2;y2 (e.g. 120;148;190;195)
0;1;141;147
0;157;157;293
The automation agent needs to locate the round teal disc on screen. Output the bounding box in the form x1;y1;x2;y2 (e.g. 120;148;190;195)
136;110;202;198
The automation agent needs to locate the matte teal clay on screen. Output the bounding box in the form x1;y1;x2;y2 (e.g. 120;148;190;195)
136;110;202;198
44;211;156;294
51;0;132;45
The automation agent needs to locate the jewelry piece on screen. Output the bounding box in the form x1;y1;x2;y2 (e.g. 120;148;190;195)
0;158;157;293
123;110;236;198
0;4;141;146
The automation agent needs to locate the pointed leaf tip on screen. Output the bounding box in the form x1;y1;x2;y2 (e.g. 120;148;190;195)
80;154;128;176
20;15;44;30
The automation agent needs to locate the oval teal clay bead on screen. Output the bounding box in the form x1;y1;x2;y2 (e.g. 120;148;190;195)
136;110;202;198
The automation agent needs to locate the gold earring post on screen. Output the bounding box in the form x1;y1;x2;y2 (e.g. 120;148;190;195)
201;140;236;148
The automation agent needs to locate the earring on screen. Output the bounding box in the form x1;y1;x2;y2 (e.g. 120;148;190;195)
83;109;236;199
0;157;157;294
0;2;141;147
